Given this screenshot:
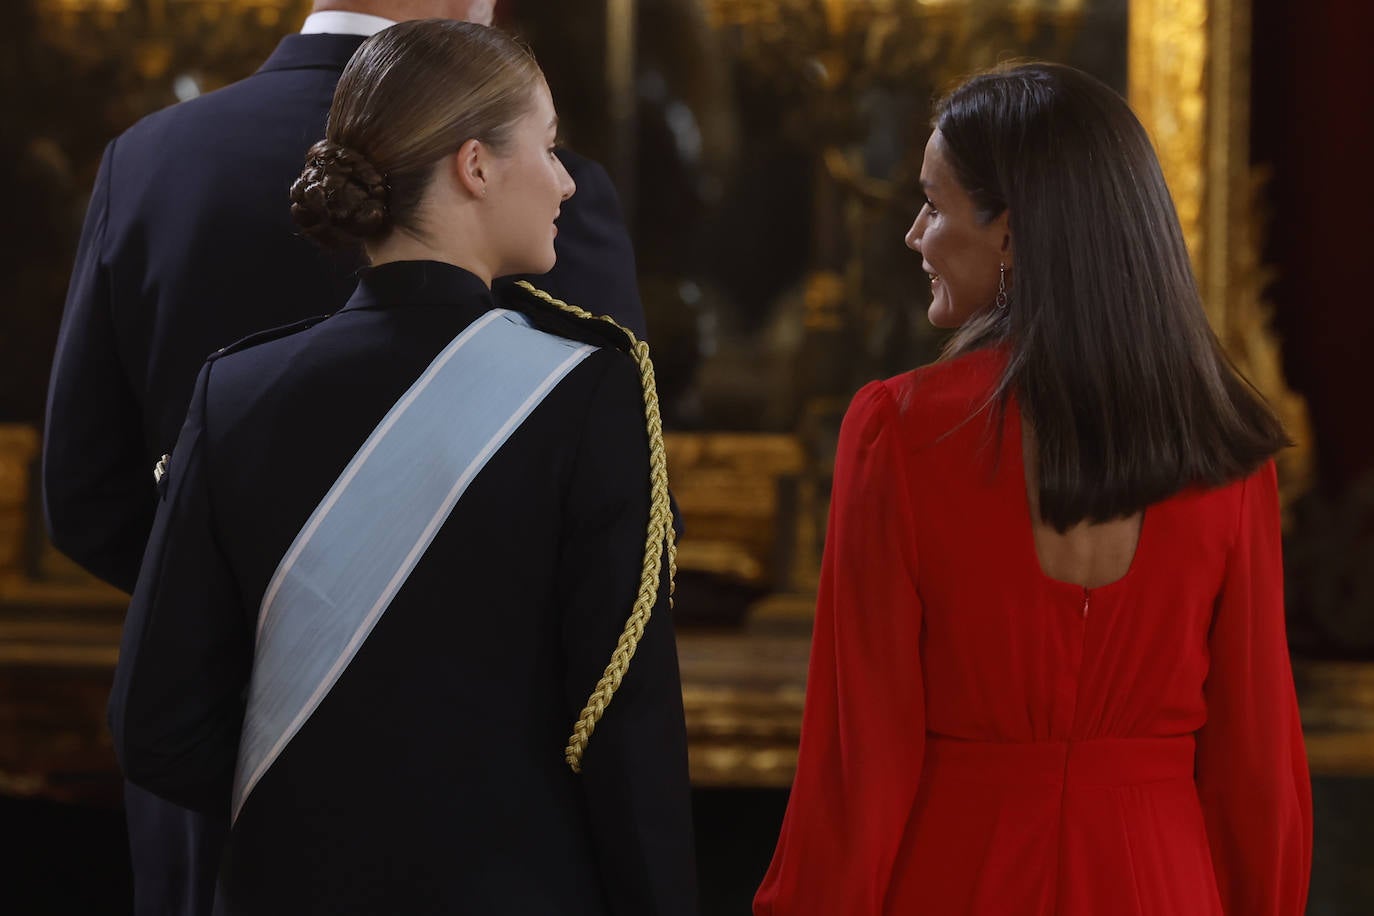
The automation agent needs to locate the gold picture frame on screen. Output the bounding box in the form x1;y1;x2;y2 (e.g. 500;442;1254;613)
1129;0;1312;501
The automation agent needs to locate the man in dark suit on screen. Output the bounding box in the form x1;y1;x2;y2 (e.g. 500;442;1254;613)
43;3;646;913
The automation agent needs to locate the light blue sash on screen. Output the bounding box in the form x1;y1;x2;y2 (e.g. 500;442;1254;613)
231;309;595;823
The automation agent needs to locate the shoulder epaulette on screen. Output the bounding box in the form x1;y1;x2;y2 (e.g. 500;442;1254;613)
499;282;635;354
207;313;331;362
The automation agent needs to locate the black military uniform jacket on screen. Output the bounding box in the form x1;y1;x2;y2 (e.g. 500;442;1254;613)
44;32;648;596
110;260;697;915
44;31;649;914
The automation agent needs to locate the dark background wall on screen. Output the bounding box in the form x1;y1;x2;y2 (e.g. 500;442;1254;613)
1253;0;1374;490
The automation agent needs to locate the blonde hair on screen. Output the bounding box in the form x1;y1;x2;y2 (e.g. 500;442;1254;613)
291;19;542;248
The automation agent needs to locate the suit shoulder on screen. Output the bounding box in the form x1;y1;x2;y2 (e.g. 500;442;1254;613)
555;147;607;183
553;149;623;216
207;314;330;364
113;59;319;161
117;76;254;141
501;283;636;353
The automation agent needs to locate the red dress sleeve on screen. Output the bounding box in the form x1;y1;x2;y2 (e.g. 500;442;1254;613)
1194;460;1313;914
754;381;925;915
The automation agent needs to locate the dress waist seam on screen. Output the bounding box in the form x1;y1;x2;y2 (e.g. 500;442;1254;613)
922;734;1196;787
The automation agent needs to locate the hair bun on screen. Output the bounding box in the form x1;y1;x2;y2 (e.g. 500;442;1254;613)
290;139;390;248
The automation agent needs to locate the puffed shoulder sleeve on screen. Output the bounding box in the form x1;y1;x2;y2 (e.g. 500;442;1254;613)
1195;460;1312;915
755;381;925;915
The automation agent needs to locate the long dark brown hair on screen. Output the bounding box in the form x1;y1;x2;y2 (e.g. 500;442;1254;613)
934;62;1288;530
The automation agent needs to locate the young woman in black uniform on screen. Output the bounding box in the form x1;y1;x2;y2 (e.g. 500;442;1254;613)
110;20;696;915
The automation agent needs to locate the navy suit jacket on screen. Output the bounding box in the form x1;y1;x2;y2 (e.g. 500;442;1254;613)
44;32;646;595
42;31;646;916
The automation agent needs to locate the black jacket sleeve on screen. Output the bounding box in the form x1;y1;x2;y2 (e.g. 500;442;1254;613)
43;140;153;593
509;150;648;339
557;353;698;915
109;360;250;815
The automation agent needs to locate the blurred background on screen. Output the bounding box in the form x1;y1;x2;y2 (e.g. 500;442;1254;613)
1;0;1370;912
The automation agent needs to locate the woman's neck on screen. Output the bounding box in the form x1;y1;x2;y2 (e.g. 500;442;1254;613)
367;231;493;287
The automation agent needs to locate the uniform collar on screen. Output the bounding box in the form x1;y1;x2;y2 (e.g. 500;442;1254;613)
342;260;497;316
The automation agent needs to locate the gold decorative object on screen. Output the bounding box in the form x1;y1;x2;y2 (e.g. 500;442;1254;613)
513;282;677;775
0;426;40;583
1129;0;1312;503
1293;661;1374;776
37;0;308;88
1128;0;1207;274
664;433;805;590
677;617;1374;788
677;620;809;787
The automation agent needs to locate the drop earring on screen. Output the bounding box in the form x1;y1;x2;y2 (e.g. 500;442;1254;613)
996;263;1009;309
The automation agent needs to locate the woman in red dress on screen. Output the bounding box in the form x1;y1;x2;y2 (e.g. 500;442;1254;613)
754;63;1312;915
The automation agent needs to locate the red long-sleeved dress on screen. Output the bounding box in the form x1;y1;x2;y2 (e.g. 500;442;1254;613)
755;349;1312;915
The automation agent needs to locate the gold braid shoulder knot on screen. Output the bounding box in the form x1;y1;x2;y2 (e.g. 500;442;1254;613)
514;281;677;774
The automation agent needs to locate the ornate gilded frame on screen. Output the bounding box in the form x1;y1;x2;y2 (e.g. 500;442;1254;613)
1129;0;1312;499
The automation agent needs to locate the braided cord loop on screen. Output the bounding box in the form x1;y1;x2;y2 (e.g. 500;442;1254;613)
514;281;677;773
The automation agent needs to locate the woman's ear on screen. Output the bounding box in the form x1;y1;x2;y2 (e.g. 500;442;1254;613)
994;210;1014;268
452;138;488;200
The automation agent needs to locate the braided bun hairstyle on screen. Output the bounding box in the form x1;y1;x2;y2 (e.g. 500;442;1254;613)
290;19;543;253
290;140;389;248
